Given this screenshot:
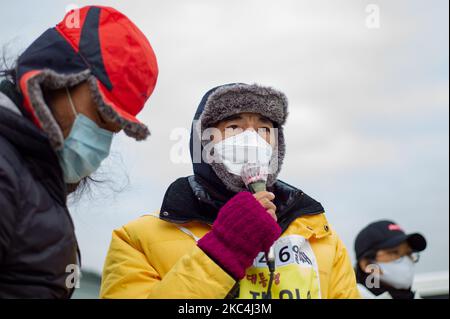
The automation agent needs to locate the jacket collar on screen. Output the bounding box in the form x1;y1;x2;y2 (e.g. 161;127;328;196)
0;80;22;107
160;175;325;233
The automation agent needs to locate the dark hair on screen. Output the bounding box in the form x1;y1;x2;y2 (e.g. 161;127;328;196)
0;49;18;84
0;67;16;83
67;153;130;203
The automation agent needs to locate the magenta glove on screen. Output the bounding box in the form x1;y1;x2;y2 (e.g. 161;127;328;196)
198;191;282;280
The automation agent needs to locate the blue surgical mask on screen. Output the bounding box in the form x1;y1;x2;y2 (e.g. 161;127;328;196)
57;87;113;184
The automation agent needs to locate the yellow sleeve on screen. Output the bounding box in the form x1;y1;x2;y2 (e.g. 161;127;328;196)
100;226;236;299
327;236;361;299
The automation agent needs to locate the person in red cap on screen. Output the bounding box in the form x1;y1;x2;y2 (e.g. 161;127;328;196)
0;6;158;298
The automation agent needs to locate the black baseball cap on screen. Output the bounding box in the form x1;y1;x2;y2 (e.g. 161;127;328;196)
355;220;427;260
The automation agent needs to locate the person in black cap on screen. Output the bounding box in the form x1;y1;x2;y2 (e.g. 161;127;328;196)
354;220;427;299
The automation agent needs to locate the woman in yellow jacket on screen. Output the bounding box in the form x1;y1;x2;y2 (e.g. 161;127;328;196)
100;83;360;299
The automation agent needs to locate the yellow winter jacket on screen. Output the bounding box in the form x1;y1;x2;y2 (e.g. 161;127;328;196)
100;211;360;299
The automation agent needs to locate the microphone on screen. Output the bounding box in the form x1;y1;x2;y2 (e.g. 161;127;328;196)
241;163;269;194
240;163;276;269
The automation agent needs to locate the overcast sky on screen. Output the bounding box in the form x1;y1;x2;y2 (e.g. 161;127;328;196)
1;0;448;275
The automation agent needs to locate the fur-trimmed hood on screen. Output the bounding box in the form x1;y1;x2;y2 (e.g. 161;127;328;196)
190;83;288;193
199;83;288;128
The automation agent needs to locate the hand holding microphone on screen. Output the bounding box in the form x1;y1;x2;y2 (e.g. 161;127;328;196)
241;163;278;299
197;162;281;281
253;191;277;222
240;162;277;220
241;162;277;267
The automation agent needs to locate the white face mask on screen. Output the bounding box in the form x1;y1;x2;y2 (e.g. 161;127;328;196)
378;256;415;290
213;130;273;176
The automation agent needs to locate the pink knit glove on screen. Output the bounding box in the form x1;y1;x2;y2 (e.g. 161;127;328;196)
198;191;282;280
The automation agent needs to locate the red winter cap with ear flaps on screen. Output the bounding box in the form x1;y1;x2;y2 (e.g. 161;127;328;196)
17;6;158;149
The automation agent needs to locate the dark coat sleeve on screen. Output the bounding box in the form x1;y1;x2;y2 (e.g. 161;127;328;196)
0;154;18;264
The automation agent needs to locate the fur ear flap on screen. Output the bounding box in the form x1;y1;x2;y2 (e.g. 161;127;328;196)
24;70;150;150
25;69;92;150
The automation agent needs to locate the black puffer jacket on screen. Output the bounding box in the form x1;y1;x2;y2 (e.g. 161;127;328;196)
0;80;79;299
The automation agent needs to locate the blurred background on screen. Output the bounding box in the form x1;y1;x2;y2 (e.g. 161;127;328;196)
1;0;448;298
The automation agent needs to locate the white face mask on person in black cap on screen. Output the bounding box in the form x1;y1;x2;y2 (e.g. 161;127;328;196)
377;256;415;290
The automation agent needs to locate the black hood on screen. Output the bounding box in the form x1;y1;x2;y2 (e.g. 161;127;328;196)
189;83;240;194
189;83;288;192
0;80;66;205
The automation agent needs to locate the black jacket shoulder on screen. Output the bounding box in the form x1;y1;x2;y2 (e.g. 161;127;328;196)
0;86;78;299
